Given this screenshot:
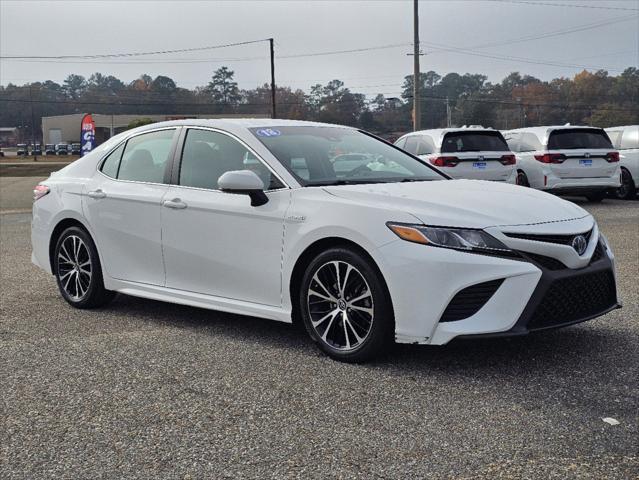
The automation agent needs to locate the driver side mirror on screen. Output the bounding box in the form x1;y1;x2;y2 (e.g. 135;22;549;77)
218;170;269;207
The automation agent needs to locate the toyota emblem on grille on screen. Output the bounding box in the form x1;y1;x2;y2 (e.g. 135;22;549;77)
572;235;588;255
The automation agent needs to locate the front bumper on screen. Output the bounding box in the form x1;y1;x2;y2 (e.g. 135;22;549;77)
377;223;619;345
456;244;620;340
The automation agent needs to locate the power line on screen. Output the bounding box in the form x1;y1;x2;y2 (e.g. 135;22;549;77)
488;0;639;11
0;38;271;60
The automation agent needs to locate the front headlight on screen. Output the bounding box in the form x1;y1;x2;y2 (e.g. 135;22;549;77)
387;222;510;253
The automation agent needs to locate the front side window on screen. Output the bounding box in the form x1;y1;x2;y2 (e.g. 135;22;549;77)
547;128;613;150
441;131;509;153
179;129;284;190
250;126;445;186
117;129;176;183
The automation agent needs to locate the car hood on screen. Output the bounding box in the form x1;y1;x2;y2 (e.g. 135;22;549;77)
323;179;589;228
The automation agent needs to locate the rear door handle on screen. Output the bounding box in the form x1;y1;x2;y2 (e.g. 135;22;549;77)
163;198;187;209
87;189;106;199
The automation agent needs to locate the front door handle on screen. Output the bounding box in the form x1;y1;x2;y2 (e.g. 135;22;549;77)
87;189;106;199
163;198;187;209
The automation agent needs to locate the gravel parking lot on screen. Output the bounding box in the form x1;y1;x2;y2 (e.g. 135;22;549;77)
1;178;637;479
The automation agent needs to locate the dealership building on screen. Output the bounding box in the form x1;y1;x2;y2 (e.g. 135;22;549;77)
41;113;269;145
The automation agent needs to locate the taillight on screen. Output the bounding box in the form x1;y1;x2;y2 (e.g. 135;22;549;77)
606;152;619;162
534;153;566;164
431;156;459;167
33;184;50;201
500;154;516;166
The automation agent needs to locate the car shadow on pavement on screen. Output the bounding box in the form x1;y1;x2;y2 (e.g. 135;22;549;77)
107;292;628;376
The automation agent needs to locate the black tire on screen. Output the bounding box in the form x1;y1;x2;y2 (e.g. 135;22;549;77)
586;191;605;203
614;168;636;200
54;226;115;309
299;247;394;363
516;170;530;187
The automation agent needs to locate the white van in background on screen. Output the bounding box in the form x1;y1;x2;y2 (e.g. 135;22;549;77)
503;125;621;202
395;127;517;183
605;125;638;200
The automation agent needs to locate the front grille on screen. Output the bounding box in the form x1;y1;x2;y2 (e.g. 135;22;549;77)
523;252;567;270
527;270;616;330
505;229;593;245
440;279;504;322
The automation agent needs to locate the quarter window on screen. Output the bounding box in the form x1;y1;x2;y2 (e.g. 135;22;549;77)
179;129;283;190
117;129;176;183
100;143;125;178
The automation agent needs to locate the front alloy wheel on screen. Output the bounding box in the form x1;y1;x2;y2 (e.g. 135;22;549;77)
300;247;393;362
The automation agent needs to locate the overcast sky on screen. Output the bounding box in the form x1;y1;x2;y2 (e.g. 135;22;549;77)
1;0;638;98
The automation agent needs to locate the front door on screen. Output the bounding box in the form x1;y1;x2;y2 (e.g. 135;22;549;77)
161;128;290;306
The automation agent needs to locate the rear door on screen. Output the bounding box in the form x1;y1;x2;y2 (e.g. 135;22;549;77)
83;128;179;285
440;131;513;181
546;128;616;179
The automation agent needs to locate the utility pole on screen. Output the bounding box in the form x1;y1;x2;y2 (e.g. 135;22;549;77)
446;96;452;128
412;0;421;131
29;84;38;161
269;38;276;119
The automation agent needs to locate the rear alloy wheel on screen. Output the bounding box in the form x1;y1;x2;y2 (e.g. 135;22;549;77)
300;247;393;362
516;170;530;187
54;226;115;309
614;168;636;200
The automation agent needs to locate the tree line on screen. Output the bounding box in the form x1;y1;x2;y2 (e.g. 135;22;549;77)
0;66;637;141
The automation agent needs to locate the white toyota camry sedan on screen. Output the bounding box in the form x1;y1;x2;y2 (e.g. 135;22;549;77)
31;119;621;362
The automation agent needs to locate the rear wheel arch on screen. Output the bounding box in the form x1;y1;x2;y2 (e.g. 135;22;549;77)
48;218;92;273
289;237;393;325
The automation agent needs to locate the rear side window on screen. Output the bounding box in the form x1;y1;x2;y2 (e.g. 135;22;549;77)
607;130;623;148
619;127;639;150
100;143;125;178
404;135;435;155
547;129;613;150
118;129;176;183
441;131;509;153
519;133;542;152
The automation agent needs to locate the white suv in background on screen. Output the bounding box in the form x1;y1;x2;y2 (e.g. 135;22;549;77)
503;126;621;202
395;127;517;183
605;125;638;200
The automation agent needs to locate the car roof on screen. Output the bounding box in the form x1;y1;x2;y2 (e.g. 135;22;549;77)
502;125;605;136
605;125;639;131
397;126;500;142
130;118;354;134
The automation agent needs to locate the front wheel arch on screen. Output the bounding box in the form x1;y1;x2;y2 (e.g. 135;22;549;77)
289;237;394;328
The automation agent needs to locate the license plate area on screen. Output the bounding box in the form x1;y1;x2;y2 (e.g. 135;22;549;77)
472;162;487;169
579;159;593;166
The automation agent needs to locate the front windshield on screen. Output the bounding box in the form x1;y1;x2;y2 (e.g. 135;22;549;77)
250;126;445;186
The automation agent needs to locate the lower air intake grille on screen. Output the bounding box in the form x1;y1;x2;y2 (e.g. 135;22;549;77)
528;270;616;330
440;279;504;322
590;241;606;264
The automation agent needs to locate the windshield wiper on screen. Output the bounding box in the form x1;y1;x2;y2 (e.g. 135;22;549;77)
307;179;386;187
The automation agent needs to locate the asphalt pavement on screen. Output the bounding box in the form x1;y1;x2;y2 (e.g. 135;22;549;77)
1;179;637;479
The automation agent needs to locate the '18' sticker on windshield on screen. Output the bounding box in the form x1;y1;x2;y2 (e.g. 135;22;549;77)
256;128;281;137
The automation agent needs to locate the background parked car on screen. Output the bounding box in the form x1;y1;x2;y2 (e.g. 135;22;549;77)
45;144;56;155
502;126;620;202
395;127;517;183
32;144;42;155
55;143;69;155
605;125;638;200
17;144;28;155
70;143;82;155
